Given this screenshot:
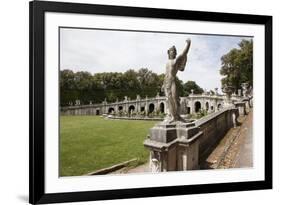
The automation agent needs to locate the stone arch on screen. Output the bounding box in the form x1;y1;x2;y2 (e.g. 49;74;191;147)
140;106;145;112
108;107;115;114
205;102;209;111
129;105;135;113
96;109;100;115
210;106;214;111
194;101;201;113
118;106;123;111
159;102;165;113
148;103;155;113
217;103;222;110
187;107;191;114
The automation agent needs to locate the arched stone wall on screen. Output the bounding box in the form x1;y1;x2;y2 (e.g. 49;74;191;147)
149;103;155;113
61;94;230;116
96;109;100;115
195;101;201;113
129;105;135;113
205;102;209;111
108;107;115;114
159;102;165;113
187;107;191;114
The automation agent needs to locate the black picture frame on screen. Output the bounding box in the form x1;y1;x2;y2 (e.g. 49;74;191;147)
29;0;272;204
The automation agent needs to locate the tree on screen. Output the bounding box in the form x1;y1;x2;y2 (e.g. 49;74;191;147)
137;68;152;87
183;81;204;96
60;70;78;105
60;69;76;90
74;71;92;90
220;39;253;91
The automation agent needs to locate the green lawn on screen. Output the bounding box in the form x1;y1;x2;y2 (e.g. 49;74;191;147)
60;116;157;176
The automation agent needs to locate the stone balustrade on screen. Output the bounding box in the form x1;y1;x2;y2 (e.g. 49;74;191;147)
60;94;246;116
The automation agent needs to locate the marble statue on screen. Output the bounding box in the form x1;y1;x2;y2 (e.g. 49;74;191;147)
163;39;191;123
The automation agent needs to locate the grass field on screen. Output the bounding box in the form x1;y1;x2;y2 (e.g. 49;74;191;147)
60;116;157;176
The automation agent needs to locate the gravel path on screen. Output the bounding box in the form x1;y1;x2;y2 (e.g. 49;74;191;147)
214;110;253;169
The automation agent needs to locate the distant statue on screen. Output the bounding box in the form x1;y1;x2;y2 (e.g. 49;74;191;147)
162;39;191;123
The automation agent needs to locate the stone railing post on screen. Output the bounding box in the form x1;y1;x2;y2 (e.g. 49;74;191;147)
234;102;247;116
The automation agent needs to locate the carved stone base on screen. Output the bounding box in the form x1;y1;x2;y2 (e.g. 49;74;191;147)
144;122;203;172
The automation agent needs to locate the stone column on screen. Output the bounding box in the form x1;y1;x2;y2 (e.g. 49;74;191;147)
164;101;168;114
102;100;107;114
136;95;140;113
238;89;242;96
190;99;194;114
145;96;148;116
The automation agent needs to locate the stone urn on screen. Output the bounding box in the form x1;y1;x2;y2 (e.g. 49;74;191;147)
190;89;194;95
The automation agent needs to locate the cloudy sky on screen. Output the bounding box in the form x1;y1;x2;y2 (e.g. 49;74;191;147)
60;28;252;91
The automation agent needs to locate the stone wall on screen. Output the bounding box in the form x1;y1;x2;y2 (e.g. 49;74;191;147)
60;94;238;116
60;104;104;116
144;107;238;172
195;108;238;163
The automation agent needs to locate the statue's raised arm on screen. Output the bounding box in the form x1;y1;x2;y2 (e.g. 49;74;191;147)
175;39;191;71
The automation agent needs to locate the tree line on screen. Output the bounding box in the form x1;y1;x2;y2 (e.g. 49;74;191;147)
60;68;204;106
220;39;253;91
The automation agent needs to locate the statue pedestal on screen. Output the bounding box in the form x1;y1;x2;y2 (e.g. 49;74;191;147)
144;122;203;172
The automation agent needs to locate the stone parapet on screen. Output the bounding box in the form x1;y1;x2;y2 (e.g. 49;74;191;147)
144;107;239;172
144;122;203;172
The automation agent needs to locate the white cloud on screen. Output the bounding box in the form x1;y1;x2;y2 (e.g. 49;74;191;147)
60;28;251;91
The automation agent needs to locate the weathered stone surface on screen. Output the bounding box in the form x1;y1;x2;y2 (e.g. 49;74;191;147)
149;124;177;143
60;92;246;117
235;102;247;116
148;122;197;143
222;85;235;107
144;107;239;172
163;39;191;123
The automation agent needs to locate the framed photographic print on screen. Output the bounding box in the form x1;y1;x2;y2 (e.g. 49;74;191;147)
29;0;272;204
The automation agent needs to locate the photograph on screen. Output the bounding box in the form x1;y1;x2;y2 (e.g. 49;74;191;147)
0;0;278;204
59;27;254;177
29;1;272;203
